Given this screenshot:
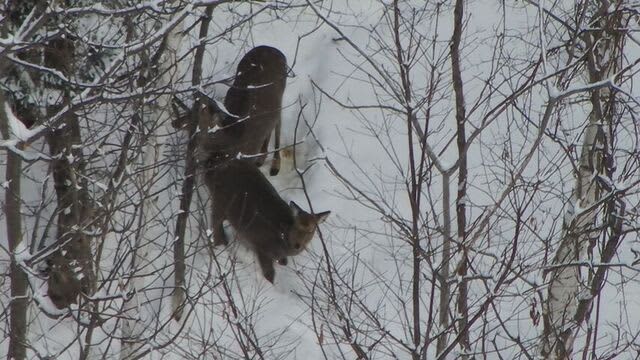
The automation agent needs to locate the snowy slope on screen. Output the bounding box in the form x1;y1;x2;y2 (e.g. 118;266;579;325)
1;1;639;359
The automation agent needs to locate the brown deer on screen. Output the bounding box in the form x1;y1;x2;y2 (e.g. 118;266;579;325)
200;45;288;175
205;158;330;283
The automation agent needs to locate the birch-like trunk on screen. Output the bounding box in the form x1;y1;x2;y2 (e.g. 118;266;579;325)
541;114;605;358
119;14;185;360
541;4;626;358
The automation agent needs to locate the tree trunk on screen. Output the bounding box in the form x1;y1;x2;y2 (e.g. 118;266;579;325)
541;115;604;358
118;9;187;358
44;36;95;310
451;0;469;354
541;3;626;358
172;4;215;321
1;91;29;360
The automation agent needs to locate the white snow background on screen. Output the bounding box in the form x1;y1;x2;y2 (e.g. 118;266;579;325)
1;0;640;359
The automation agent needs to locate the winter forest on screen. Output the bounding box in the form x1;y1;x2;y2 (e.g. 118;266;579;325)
1;0;640;359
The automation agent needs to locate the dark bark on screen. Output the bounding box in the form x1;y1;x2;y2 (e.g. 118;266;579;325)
451;0;469;354
392;2;422;358
172;4;215;321
0;92;29;360
46;108;94;308
44;34;95;310
0;2;33;360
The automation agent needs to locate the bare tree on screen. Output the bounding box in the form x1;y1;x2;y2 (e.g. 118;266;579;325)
171;3;215;322
540;2;633;358
304;0;640;358
1;0;639;359
0;92;28;360
0;0;328;358
0;0;205;357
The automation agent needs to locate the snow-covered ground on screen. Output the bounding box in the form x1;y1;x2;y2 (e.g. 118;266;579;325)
1;1;640;359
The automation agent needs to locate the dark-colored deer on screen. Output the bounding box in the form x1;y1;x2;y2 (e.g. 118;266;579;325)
205;159;330;283
201;45;288;175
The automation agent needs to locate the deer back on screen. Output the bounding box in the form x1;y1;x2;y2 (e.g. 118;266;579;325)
205;46;287;162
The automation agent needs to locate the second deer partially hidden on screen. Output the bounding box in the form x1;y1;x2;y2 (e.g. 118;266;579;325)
202;45;287;176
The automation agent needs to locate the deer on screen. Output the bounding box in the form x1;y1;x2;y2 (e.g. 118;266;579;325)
204;158;330;283
196;45;288;176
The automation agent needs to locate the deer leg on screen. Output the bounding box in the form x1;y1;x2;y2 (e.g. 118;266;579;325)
255;134;269;167
211;201;228;246
269;119;281;176
256;252;276;283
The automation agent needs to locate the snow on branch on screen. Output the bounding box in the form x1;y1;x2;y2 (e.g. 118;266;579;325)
0;3;196;150
52;0;230;17
1;102;51;161
466;76;620;248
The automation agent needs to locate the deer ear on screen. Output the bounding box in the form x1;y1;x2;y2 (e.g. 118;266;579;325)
314;211;331;224
289;201;303;216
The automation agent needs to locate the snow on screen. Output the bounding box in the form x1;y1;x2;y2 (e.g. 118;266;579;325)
246;83;272;89
13;240;32;265
1;1;639;359
4;102;30;142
